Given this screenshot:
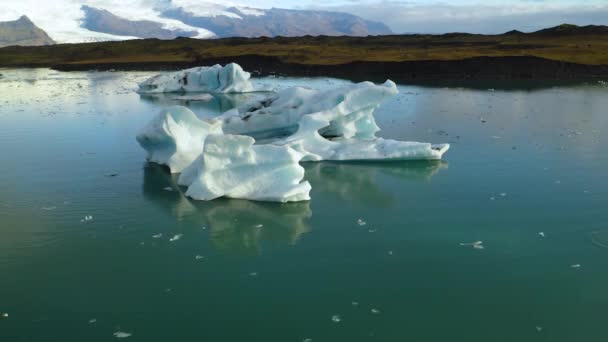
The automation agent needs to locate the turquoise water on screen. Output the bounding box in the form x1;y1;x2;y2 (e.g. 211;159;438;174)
1;69;608;341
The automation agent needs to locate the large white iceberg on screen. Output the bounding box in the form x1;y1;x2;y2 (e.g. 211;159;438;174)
220;80;449;161
137;106;310;202
178;134;311;202
136;66;449;202
137;63;255;94
135;106;223;173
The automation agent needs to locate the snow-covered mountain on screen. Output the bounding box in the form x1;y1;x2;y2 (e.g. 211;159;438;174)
0;0;392;44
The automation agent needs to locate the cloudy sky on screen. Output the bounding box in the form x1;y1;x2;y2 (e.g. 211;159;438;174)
2;0;607;35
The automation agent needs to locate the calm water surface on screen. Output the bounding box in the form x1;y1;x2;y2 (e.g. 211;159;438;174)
1;69;607;341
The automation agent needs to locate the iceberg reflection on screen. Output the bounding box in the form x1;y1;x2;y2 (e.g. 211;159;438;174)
142;163;311;255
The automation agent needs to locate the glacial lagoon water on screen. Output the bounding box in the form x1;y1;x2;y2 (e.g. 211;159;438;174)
0;69;607;341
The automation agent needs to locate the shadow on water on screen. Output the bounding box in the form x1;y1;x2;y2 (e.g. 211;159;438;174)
304;160;447;207
142;159;447;254
138;92;262;117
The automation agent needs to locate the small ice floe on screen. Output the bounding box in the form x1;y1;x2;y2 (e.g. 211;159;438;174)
489;197;496;201
538;232;545;238
163;187;174;192
491;136;502;139
153;233;163;238
387;251;394;256
88;318;97;324
195;255;205;260
368;229;377;233
81;215;93;222
1;312;8;319
113;331;132;339
500;193;507;197
331;315;341;323
253;224;263;228
41;206;57;211
370;308;381;315
249;272;258;277
351;302;359;307
357;219;366;226
536;326;543;332
570;264;581;269
303;339;313;342
169;234;182;242
460;241;484;250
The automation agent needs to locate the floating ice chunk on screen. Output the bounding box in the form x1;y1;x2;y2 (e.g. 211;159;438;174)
136;106;223;173
1;313;8;318
88;318;97;324
539;232;545;238
137;63;255;94
221;80;449;161
169;234;183;242
371;308;381;314
331;315;341;323
113;331;132;339
357;219;366;226
570;264;581;268
136;74;449;202
460;241;484;249
153;234;163;238
178;134;311;202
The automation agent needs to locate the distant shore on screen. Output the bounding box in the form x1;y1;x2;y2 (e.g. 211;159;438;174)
1;29;608;81
46;55;608;82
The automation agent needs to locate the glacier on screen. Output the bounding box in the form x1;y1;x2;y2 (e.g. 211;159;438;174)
137;63;255;94
136;66;449;202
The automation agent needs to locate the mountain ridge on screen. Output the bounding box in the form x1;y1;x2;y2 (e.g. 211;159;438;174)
0;15;55;47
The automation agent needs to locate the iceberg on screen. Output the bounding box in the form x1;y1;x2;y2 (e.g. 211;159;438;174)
136;66;449;202
178;134;311;203
136;106;222;173
220;80;449;161
137;63;255;94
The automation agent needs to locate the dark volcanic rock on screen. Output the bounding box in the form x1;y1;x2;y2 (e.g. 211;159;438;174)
161;7;392;38
81;5;199;39
0;15;55;47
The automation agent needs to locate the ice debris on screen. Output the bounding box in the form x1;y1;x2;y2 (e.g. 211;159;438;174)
169;234;182;242
460;241;484;249
137;63;255;94
137;64;449;202
113;331;132;339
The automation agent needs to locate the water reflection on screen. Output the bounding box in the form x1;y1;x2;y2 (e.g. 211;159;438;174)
138;93;261;117
305;161;447;207
142;163;311;255
142;160;446;253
